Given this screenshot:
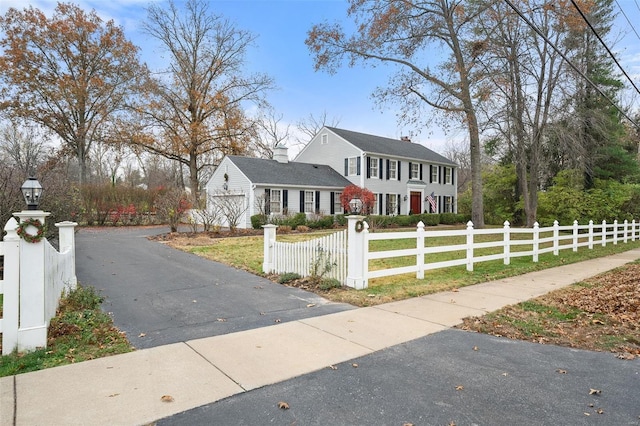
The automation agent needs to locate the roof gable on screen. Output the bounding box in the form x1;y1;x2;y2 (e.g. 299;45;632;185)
227;156;351;187
326;127;456;166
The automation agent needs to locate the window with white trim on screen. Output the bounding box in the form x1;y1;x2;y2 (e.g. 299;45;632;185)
431;165;438;183
334;192;342;213
411;163;419;179
270;189;281;214
388;160;397;180
348;157;358;175
444;196;453;213
387;194;397;215
321;134;328;144
369;157;378;178
445;167;452;184
304;191;314;213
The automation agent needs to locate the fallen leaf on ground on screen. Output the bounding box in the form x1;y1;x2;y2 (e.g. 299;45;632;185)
161;395;174;403
452;288;459;292
455;385;464;391
138;333;146;338
216;318;226;322
275;319;281;323
589;388;602;395
352;363;358;368
307;303;316;308
328;365;337;370
277;401;289;410
108;394;119;398
473;346;478;351
556;369;567;374
597;408;604;414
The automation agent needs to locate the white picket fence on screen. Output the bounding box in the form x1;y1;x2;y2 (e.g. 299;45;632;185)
264;217;640;290
365;219;638;284
1;215;77;355
264;227;347;283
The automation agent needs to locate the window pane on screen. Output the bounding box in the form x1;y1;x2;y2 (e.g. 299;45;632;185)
348;157;357;175
304;191;314;213
369;158;378;178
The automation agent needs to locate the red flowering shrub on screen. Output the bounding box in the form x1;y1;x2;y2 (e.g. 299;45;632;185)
340;185;376;214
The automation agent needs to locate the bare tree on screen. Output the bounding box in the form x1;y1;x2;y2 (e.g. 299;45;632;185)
306;0;489;226
296;111;341;145
252;108;291;159
133;0;274;202
0;122;49;176
210;191;248;232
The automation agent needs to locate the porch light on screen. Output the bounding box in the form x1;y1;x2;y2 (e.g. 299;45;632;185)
349;197;363;214
21;177;43;210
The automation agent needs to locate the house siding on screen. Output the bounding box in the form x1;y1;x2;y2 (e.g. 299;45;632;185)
206;156;253;228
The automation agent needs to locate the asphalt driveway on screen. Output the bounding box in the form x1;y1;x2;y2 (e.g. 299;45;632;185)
75;226;353;349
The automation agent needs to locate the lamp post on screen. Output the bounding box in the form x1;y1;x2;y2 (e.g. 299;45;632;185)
349;197;363;214
21;177;43;210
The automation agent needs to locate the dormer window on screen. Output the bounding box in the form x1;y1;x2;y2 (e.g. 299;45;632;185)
321;134;328;145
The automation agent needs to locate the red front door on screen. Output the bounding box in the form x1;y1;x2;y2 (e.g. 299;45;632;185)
410;192;421;214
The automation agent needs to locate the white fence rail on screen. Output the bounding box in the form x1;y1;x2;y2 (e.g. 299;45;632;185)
363;219;638;286
263;226;347;284
1;215;77;355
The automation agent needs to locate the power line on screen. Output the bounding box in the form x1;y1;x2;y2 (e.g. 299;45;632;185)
571;0;640;97
615;0;640;42
502;0;640;129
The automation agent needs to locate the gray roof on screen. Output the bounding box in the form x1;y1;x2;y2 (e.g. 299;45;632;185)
327;127;456;166
228;156;351;188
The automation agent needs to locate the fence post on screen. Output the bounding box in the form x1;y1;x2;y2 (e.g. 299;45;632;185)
55;221;78;289
346;215;368;289
588;220;594;249
533;222;540;262
553;220;559;256
262;224;278;274
14;210;51;352
623;220;628;244
466;221;474;272
572;220;579;252
613;220;618;245
632;220;636;242
503;221;510;265
602;220;607;247
2;218;20;355
416;221;425;279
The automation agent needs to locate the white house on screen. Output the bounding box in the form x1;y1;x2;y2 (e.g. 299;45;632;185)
206;127;458;228
295;127;458;215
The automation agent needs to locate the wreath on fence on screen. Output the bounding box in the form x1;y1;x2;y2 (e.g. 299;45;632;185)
17;218;45;243
355;220;365;233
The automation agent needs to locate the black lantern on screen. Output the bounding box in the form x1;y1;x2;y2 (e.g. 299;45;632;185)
21;177;43;210
349;197;362;214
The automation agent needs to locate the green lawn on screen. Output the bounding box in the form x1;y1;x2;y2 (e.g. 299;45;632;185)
174;226;640;306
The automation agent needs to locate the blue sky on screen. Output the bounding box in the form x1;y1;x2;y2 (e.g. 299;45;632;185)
2;0;640;155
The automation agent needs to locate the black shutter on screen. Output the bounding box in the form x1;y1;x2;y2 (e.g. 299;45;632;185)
409;162;413;179
452;196;455;213
452;168;455;186
315;191;320;213
265;189;271;216
300;190;305;213
386;159;390;180
330;192;335;214
379;193;383;215
429;165;433;183
420;164;423;181
379;158;384;179
283;190;288;210
439;166;443;184
366;157;371;178
397;161;401;181
385;194;389;214
344;158;348;176
397;194;401;215
356;157;361;176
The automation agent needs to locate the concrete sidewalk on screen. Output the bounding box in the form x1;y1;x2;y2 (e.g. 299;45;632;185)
2;249;639;426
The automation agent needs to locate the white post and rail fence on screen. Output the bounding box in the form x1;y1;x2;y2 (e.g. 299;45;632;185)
0;211;77;355
263;217;640;290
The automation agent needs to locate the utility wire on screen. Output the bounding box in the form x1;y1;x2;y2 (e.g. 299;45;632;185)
502;0;640;129
572;0;640;97
614;0;640;42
